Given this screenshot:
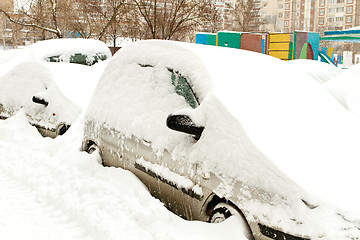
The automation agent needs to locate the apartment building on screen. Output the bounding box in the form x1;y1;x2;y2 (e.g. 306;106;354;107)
274;0;316;32
316;0;360;33
262;0;360;33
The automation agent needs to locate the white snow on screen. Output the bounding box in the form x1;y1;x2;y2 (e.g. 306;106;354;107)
26;38;112;63
286;59;342;83
87;40;360;219
1;39;360;238
0;110;248;240
0;61;81;129
324;63;360;116
135;157;203;197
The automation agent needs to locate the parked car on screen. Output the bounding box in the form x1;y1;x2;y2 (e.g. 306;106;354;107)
82;40;360;239
0;60;106;138
26;38;112;66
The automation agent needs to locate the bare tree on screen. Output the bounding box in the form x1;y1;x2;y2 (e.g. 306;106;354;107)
0;0;68;38
232;0;264;32
199;0;227;33
133;0;212;40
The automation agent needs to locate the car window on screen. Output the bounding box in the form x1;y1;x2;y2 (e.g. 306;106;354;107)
170;71;198;109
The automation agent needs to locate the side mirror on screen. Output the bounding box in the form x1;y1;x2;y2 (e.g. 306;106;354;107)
166;114;204;140
32;96;48;106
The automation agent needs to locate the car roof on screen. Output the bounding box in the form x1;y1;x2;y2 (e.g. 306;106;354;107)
26;38;112;62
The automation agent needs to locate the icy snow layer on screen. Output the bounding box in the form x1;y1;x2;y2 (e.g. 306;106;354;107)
86;40;360;223
0;111;248;240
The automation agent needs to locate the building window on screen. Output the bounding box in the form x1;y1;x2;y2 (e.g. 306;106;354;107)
278;3;283;9
345;25;352;29
296;3;300;8
278;12;283;17
336;7;344;12
328;17;334;22
336;0;344;3
320;0;325;6
285;3;290;9
346;16;352;22
285;11;290;18
319;18;324;25
329;0;335;3
284;20;289;27
336;16;343;22
319;8;325;15
346;6;353;13
296;12;300;16
328;8;335;13
347;0;353;3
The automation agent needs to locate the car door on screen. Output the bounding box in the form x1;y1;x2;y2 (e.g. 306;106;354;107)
129;66;205;219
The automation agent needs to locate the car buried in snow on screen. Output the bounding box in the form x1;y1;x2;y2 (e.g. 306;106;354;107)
82;40;360;239
0;60;105;138
26;38;112;66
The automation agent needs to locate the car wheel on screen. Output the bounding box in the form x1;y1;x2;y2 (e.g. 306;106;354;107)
87;144;99;154
209;203;253;239
86;143;103;164
56;124;69;136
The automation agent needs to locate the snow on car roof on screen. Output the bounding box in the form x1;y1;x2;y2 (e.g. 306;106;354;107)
26;38;112;62
324;63;360;116
285;59;342;83
88;40;360;217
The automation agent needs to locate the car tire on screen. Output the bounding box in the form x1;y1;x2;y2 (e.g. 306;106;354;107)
209;203;253;239
87;144;99;154
56;124;69;136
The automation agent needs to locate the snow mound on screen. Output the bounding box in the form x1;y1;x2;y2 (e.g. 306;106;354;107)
324;64;360;115
286;59;342;83
0;113;249;240
0;109;43;144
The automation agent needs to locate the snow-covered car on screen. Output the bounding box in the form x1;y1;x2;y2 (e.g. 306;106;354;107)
82;40;360;239
26;38;112;66
0;60;105;138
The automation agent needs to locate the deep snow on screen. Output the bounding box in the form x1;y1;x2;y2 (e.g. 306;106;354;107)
1;40;360;239
0;110;248;240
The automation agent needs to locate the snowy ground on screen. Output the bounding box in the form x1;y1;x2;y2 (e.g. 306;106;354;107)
0;110;247;240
